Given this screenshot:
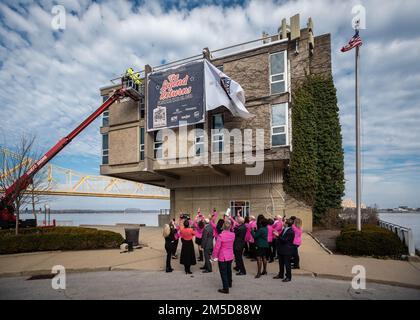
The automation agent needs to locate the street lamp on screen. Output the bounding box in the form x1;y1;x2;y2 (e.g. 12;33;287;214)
45;204;50;226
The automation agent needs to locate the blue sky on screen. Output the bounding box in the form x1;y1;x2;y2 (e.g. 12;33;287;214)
0;0;419;210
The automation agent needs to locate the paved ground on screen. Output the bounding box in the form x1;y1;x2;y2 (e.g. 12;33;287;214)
0;270;419;300
1;225;420;300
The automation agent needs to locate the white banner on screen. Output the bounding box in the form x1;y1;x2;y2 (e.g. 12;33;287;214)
204;60;254;119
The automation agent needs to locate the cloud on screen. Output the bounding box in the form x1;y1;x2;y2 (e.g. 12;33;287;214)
0;0;419;209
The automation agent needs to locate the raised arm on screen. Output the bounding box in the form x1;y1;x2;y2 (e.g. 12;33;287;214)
229;215;238;229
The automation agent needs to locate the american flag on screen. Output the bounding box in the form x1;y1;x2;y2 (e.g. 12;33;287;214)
341;29;363;52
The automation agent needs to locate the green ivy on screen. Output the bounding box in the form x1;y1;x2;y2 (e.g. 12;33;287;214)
285;74;345;225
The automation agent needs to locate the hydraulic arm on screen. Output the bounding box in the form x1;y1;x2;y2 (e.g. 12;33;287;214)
0;86;138;223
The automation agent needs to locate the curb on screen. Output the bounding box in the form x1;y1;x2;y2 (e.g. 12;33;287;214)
307;232;333;255
0;267;112;279
312;272;420;290
1;267;419;290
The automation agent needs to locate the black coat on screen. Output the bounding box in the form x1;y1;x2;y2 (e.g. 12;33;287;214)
201;224;214;251
164;228;176;252
234;224;247;251
276;227;295;256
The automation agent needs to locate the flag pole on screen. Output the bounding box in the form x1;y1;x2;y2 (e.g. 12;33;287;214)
355;41;362;232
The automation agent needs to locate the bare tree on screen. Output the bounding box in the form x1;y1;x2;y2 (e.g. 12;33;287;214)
0;134;51;234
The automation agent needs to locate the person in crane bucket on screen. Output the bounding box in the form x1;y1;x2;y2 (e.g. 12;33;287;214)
132;72;142;90
123;68;141;91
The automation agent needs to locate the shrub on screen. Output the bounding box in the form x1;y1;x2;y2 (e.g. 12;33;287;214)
336;225;407;258
0;227;124;254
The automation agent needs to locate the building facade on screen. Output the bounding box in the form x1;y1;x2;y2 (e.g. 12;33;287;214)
99;16;332;231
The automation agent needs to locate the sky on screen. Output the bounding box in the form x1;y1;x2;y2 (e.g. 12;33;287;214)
0;0;419;210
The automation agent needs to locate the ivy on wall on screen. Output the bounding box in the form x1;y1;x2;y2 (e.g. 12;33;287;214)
285;74;345;224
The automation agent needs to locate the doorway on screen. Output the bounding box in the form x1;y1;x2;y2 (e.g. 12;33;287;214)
230;200;250;218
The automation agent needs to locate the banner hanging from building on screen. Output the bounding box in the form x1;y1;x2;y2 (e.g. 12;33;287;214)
204;60;254;119
147;61;205;131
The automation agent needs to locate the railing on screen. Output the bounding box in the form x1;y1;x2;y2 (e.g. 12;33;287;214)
109;33;284;82
378;220;416;256
159;208;170;215
54;220;73;226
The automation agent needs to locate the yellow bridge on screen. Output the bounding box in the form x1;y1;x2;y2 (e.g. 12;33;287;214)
0;147;169;200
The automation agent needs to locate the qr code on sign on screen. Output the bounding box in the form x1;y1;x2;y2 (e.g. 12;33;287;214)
153;106;167;128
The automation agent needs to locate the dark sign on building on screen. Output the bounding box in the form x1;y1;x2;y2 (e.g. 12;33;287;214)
147;61;205;131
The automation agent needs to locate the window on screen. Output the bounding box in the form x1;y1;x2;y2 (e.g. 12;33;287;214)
102;133;109;164
195;123;205;156
140;127;145;160
139;98;145;119
230;201;250;218
271;103;288;147
270;51;287;95
212;114;224;153
102;95;109;126
154;131;163;159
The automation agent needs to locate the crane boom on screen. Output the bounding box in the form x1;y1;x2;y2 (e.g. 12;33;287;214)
0;86;138;224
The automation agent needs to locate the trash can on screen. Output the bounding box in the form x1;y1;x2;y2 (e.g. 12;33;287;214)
125;228;140;247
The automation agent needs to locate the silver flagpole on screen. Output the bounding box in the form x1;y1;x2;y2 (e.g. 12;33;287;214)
355;42;362;232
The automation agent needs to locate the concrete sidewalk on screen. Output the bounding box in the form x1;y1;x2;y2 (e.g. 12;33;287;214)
0;226;419;289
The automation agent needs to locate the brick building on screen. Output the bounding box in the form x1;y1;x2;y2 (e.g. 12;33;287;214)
99;15;332;231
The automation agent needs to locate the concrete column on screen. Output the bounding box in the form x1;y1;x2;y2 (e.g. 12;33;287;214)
170;189;176;219
144;64;154;172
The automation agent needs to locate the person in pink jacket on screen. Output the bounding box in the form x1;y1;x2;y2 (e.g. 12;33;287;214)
193;210;205;262
210;209;226;240
291;217;302;269
272;215;283;260
212;219;235;294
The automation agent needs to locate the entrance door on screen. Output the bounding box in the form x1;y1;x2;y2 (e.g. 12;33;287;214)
230;201;250;218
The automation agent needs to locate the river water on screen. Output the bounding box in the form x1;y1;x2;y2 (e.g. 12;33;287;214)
19;212;160;227
378;212;420;251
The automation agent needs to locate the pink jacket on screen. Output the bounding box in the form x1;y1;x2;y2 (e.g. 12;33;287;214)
267;224;273;243
273;219;283;234
194;215;204;239
229;216;238;229
245;222;254;243
210;212;219;239
212;230;235;262
292;224;302;246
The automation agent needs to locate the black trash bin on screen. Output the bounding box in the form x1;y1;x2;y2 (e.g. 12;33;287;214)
125;228;140;247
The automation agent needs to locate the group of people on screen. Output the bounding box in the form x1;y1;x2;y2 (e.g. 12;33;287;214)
163;208;302;294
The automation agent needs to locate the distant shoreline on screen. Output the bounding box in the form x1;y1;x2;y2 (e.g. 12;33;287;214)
378;211;420;214
20;210;162;214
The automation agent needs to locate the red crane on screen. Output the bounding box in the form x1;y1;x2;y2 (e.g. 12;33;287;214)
0;84;141;228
